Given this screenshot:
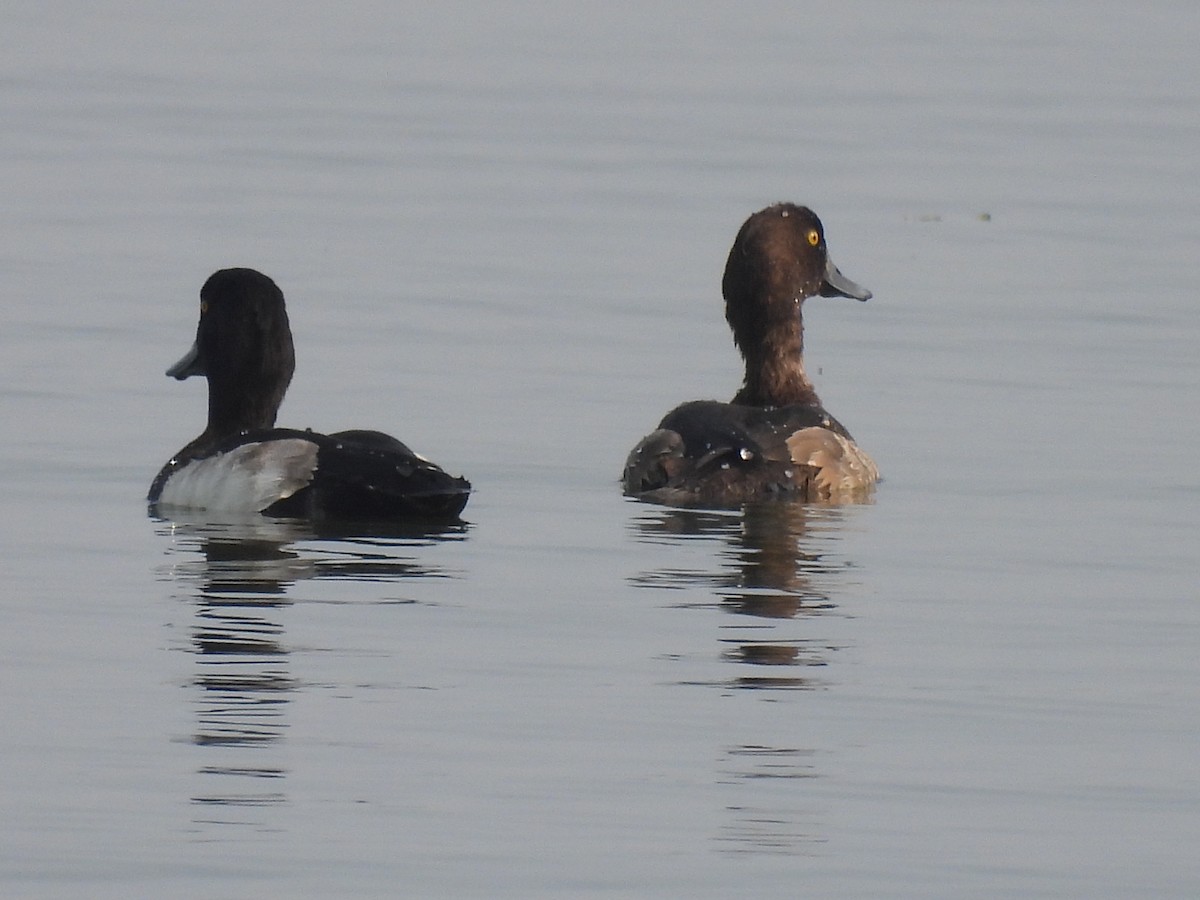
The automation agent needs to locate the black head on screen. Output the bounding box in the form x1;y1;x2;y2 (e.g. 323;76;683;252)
168;267;295;436
722;204;870;351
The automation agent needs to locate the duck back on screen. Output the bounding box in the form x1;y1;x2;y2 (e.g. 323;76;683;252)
623;400;849;506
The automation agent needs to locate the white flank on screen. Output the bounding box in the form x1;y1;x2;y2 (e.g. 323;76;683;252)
157;439;319;512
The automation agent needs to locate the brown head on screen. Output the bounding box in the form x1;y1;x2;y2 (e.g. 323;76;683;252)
722;204;870;406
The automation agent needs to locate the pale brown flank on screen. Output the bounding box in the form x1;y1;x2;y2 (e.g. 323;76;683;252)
786;427;880;501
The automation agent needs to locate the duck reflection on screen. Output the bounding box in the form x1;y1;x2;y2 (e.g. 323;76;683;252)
629;499;862;855
631;501;849;691
714;744;820;854
153;512;466;829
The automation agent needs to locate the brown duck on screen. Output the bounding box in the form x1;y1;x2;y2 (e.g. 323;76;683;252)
622;204;878;507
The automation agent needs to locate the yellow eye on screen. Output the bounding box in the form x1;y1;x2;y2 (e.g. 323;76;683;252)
200;300;208;313
806;229;820;247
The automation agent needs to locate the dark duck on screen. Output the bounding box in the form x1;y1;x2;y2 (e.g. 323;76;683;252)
622;204;878;507
149;268;470;521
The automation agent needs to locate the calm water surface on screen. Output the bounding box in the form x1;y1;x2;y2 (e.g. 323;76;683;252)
2;3;1197;897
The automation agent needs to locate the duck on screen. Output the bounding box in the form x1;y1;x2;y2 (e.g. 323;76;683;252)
148;267;470;521
622;204;878;507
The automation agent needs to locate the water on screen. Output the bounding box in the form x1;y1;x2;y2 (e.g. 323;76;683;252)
2;2;1198;897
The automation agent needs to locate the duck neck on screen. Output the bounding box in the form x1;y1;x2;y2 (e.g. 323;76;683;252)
194;373;286;449
732;303;821;407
